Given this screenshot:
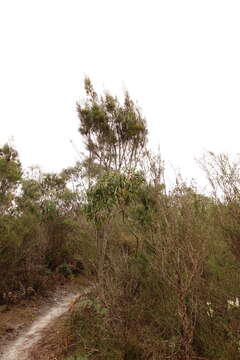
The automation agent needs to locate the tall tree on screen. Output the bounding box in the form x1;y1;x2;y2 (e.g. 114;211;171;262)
77;77;148;175
0;144;22;215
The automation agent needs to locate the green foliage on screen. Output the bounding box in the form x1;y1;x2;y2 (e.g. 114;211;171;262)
77;77;148;173
0;144;22;214
84;170;145;225
70;177;240;359
76;298;108;315
3;88;240;360
57;263;73;277
0;145;89;299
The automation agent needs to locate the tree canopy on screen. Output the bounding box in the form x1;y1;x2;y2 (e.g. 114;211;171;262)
77;77;148;174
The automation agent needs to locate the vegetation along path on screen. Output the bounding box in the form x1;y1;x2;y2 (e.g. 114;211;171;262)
0;287;90;360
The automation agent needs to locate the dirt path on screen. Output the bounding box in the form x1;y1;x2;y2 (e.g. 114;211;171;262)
0;285;90;360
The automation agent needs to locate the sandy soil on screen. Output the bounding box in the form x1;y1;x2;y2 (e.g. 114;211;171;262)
0;278;90;360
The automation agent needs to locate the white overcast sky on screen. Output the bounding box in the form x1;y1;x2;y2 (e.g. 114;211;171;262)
1;0;240;186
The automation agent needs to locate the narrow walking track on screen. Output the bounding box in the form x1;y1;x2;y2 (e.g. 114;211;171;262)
1;288;89;360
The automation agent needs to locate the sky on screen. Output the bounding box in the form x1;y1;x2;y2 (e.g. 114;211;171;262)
1;0;240;188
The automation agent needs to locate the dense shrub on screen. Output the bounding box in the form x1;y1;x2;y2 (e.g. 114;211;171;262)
0;144;93;301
